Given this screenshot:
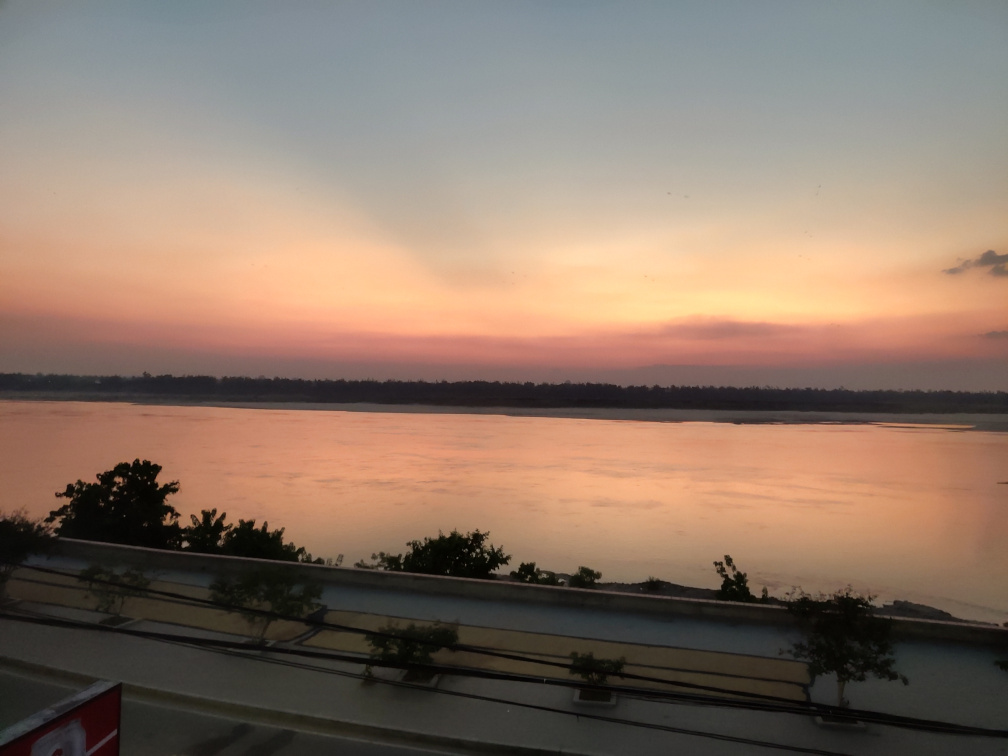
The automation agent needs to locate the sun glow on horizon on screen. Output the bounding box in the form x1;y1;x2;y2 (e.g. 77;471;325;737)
1;2;1006;388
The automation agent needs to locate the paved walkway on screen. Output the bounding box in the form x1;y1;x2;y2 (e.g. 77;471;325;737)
3;555;1007;755
5;564;810;703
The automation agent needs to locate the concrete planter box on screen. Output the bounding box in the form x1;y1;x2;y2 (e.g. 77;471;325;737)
813;715;866;730
572;688;617;707
362;666;441;688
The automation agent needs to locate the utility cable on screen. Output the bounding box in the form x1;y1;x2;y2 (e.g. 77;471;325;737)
0;610;853;756
3;608;1006;741
13;562;1008;737
12;563;808;705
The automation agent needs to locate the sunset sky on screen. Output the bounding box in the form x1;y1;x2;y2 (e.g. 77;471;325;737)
1;2;1006;389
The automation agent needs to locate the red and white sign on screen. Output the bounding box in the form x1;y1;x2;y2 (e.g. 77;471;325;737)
0;680;121;756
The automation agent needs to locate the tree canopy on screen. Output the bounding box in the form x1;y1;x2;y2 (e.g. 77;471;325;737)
182;508;232;553
0;510;51;594
219;518;310;562
786;587;908;708
365;529;511;579
210;566;322;642
714;554;759;602
567;566;601;589
47;460;181;549
510;561;561;586
365;622;459;681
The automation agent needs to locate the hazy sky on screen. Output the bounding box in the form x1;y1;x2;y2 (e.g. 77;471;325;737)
2;2;1006;389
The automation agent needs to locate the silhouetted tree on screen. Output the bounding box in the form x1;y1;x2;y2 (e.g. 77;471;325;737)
0;510;51;596
47;460;181;549
510;561;561;585
220;519;309;562
182;508;232;553
785;587;908;708
363;530;510;579
713;554;759;602
567;566;601;589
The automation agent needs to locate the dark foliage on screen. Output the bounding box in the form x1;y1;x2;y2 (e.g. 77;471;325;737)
510;561;562;585
77;564;150;616
785;587;908;708
218;518;310;562
183;511;322;563
365;622;459;679
364;529;510;579
182;508;232;553
47;460;181;549
567;566;601;589
569;652;626;685
643;576;664;592
4;372;1006;414
210;567;322;641
713;554;757;602
0;510;52;593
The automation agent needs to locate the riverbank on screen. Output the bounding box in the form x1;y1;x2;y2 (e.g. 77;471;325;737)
4;393;1008;431
593;579;967;623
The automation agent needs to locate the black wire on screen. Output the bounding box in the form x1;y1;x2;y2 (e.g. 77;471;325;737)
0;610;853;756
14;563;1008;737
13;563;810;705
3;608;1007;741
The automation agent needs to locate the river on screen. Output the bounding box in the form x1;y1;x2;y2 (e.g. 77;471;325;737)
2;400;1005;623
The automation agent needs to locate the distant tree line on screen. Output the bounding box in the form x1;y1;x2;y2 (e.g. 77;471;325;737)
2;372;1006;414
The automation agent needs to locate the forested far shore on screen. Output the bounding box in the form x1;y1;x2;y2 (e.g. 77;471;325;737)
2;372;1006;414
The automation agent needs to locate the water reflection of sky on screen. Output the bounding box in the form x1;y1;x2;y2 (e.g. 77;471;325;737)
2;401;1005;622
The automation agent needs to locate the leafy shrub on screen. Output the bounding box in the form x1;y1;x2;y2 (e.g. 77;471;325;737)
365;622;458;681
510;561;561;586
784;586;908;708
0;510;51;596
77;564;150;616
569;652;625;685
713;554;756;602
210;566;322;642
567;566;601;589
362;529;510;579
48;460;181;549
220;519;312;562
182;508;232;552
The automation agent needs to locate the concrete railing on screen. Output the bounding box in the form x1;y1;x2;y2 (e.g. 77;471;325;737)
43;538;1008;647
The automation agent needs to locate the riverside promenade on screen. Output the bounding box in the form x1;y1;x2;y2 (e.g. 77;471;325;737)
2;540;1006;755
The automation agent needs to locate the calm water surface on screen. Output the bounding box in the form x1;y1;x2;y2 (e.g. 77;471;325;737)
2;400;1005;622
